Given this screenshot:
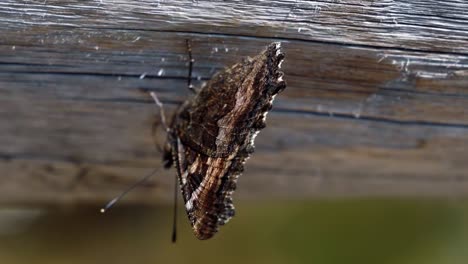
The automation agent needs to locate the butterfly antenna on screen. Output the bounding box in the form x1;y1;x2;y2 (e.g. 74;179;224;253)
100;167;160;213
185;39;195;93
171;172;179;243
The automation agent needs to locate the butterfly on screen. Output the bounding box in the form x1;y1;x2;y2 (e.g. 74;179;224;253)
151;41;286;240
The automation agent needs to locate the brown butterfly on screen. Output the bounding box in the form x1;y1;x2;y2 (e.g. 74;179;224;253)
151;41;286;240
102;41;286;241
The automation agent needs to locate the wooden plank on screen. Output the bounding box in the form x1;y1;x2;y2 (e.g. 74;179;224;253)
0;1;467;205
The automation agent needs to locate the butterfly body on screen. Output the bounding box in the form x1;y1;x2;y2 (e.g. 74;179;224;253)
163;42;285;240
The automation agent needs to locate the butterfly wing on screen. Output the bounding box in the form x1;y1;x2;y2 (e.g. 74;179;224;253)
169;42;285;239
169;136;239;239
175;42;286;158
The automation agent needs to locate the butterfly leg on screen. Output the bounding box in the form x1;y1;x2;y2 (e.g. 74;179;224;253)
149;92;170;133
186;39;196;94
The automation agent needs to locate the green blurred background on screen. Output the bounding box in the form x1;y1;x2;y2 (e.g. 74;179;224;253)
0;199;467;264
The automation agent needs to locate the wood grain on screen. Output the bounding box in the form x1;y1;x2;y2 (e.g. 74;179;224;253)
0;0;467;205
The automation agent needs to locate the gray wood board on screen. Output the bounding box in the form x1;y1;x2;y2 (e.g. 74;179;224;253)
0;0;467;205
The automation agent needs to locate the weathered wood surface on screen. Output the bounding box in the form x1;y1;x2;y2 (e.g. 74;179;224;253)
0;0;467;205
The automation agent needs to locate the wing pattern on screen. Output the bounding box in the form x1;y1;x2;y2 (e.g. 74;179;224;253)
163;42;286;240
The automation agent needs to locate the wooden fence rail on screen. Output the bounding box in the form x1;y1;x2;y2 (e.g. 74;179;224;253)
0;0;467;205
